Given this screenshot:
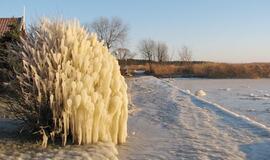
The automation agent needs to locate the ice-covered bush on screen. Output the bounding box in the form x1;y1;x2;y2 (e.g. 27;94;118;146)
12;19;128;147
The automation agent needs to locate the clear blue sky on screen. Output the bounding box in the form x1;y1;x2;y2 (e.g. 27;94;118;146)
1;0;270;63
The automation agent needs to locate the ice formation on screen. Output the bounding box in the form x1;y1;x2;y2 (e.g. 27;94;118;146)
17;19;128;146
195;90;207;97
220;88;231;91
185;89;191;94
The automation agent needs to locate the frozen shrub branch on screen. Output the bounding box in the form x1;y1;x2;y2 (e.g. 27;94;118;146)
9;18;128;147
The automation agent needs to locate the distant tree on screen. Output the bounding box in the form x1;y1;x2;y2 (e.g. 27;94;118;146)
168;48;176;61
113;48;135;60
87;17;129;50
156;41;168;62
138;39;156;61
179;46;192;63
138;39;156;72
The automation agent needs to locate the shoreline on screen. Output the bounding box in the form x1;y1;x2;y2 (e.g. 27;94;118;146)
119;59;270;79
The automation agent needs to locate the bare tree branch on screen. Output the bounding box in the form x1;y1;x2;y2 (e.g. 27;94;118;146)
138;39;156;72
156;41;168;62
179;46;192;63
113;48;135;60
138;39;156;62
87;17;129;50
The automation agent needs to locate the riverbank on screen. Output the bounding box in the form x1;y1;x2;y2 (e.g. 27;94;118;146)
119;59;270;79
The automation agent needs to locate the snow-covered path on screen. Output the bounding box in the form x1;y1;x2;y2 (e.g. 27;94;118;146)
118;76;270;160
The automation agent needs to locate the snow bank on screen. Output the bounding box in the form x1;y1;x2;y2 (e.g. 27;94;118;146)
16;19;128;148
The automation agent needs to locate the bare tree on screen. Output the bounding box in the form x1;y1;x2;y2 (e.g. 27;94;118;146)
168;47;176;61
113;48;135;60
179;46;192;63
156;42;168;62
138;39;156;61
88;17;128;50
138;39;156;72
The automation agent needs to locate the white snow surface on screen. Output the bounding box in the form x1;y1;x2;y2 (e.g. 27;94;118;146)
0;120;119;160
118;76;270;160
1;76;270;159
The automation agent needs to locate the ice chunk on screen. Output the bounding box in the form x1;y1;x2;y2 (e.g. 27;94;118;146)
220;88;231;91
195;90;207;97
185;89;191;94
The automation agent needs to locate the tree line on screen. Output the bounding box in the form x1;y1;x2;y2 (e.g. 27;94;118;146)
0;16;193;83
87;17;193;63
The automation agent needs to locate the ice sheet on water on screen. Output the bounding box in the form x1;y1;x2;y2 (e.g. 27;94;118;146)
166;78;270;128
240;93;270;100
219;88;231;91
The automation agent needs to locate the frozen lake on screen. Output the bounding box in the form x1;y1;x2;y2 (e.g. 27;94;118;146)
168;78;270;127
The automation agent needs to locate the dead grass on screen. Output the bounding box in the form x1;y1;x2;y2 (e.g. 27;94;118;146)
151;64;179;76
120;60;270;79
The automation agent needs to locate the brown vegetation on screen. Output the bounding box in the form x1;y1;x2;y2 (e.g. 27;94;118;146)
119;59;270;79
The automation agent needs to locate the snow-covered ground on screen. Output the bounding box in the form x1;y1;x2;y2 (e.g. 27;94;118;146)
1;76;270;159
118;76;270;159
0;118;118;160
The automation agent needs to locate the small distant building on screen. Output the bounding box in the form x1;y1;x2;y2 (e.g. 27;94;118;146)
0;16;25;38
